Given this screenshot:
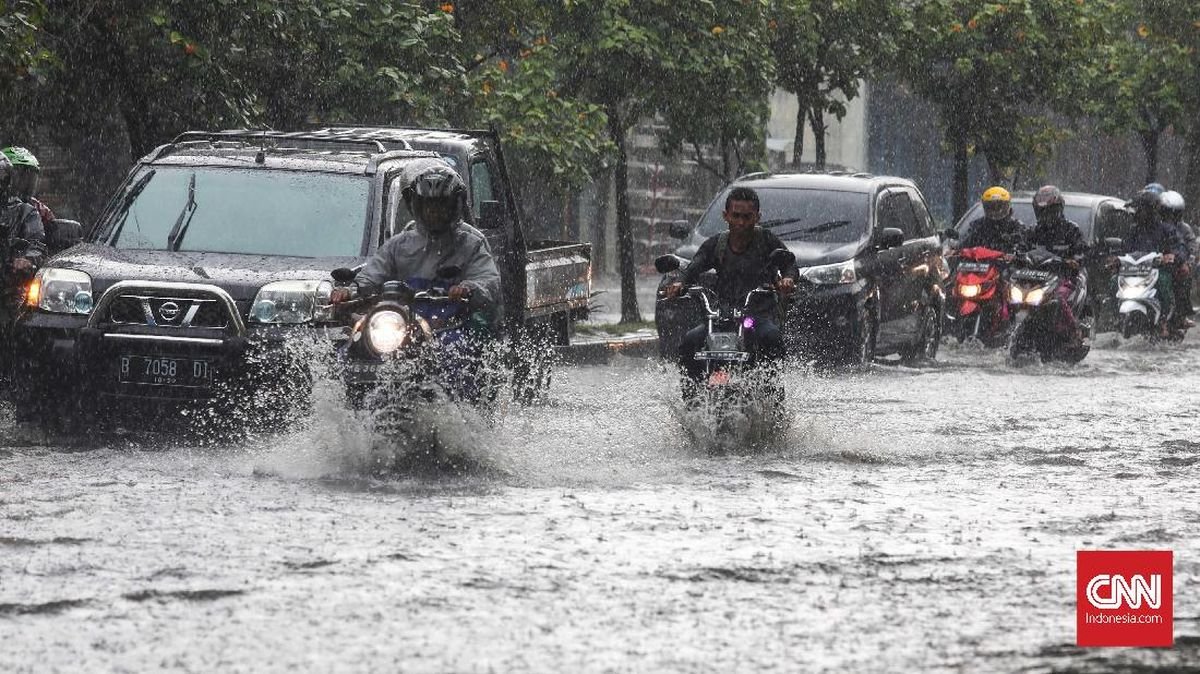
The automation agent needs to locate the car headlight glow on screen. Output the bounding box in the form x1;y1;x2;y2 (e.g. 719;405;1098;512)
799;260;856;285
30;268;93;314
366;310;408;355
958;283;981;298
249;280;334;324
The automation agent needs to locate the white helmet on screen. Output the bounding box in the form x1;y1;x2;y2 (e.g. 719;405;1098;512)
1161;190;1185;212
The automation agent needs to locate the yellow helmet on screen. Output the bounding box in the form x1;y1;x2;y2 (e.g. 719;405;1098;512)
981;186;1011;203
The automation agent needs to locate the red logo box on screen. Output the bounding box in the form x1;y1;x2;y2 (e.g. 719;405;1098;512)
1077;550;1173;647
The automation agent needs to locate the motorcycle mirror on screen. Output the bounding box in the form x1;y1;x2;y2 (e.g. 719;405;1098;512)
331;267;358;284
1104;237;1124;251
667;220;692;240
768;247;796;269
654;254;683;273
436;265;462;279
941;227;959;240
877;227;905;250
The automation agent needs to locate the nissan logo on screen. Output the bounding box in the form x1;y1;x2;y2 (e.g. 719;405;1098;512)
158;301;182;322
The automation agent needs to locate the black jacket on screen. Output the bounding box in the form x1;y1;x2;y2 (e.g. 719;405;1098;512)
0;197;46;264
1028;217;1087;257
681;227;798;310
962;215;1026;253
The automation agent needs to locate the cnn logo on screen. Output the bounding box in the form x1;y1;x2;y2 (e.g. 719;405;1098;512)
1077;550;1172;647
1085;574;1161;610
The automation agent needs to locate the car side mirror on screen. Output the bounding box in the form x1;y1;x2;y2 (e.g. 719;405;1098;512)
668;220;692;240
654;254;684;273
479;200;504;229
768;247;795;269
877;227;905;250
49;219;84;250
331;267;358;284
941;227;959;241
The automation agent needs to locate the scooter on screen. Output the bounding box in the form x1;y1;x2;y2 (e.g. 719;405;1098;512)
1109;249;1188;341
1006;245;1092;364
947;245;1011;346
654;248;795;446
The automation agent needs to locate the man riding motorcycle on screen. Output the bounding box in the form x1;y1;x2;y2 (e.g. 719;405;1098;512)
664;186;798;389
1;147;55;227
961;186;1027;253
1116;188;1186;336
1159;190;1196;328
1025;185;1088;341
1;154;47;368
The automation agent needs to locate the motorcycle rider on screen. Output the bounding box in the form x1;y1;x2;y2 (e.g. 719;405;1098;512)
1159;190;1196;328
961;186;1027;253
1117;188;1185;336
1;147;55;227
1026;185;1088;341
664;186;798;388
1;154;47;344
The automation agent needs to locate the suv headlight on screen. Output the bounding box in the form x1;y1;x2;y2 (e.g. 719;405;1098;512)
799;260;857;285
28;268;93;314
250;280;334;324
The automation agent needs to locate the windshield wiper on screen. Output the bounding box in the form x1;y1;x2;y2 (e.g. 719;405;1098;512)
769;219;853;238
758;216;806;228
166;172;198;252
106;169;157;245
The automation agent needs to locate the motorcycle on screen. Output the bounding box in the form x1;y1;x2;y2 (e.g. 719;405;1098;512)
947;245;1011;346
654;248;795;446
1105;242;1188;341
328;266;498;462
1005;245;1092;365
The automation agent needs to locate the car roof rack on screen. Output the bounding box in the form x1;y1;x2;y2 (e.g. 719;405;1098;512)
319;125;496;143
161;130;391;157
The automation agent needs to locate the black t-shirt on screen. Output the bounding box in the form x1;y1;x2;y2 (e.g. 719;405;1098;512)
681;227;796;310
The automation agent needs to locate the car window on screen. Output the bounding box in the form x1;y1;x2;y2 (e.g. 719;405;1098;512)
878;190;920;239
106;166;370;257
956;201;1097;240
906;189;935;237
697;187;870;244
469;159;495;221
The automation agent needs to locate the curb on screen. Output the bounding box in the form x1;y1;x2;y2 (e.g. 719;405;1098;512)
557;333;660;365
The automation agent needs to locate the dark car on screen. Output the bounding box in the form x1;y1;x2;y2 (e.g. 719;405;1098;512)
11;129;591;421
656;172;947;366
951;191;1132;326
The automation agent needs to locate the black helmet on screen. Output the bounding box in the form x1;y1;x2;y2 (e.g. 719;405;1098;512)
1032;185;1064;224
1129;188;1162;224
403;164;466;234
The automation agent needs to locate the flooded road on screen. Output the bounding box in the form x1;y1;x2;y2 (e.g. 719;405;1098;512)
3;335;1200;672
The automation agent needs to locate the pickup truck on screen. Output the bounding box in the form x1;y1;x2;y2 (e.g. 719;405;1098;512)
10;128;591;419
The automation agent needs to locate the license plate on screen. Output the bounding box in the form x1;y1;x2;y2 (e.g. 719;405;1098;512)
958;262;991;273
118;355;213;388
1013;270;1051;280
695;350;751;362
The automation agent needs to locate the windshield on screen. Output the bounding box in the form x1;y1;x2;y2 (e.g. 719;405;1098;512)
956;202;1095;241
105;166;370;257
697;187;869;244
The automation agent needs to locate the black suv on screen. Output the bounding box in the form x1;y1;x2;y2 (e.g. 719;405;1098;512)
12;129;591;418
657;172;946;365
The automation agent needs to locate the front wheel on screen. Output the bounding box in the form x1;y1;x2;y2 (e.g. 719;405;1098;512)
1006;314;1032;366
843;310;877;369
1121;312;1147;340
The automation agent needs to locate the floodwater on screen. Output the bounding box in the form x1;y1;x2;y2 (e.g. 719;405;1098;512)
2;335;1199;672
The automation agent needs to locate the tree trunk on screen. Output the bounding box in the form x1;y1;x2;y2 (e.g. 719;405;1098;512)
952;131;970;223
809;106;827;170
608;108;641;323
1140;129;1160;186
791;102;806;169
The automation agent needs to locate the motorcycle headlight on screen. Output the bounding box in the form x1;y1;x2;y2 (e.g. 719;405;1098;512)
958;283;981;298
249;280;334;324
1025;288;1045;306
799;260;856;285
1009;286;1023;304
366;310;408;355
29;268;93;314
1119;275;1151;290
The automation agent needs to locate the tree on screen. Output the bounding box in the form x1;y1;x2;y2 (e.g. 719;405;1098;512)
770;0;895;170
0;0;49;84
889;0;1113;219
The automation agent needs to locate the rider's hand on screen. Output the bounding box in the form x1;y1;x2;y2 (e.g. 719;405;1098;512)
1106;256;1118;270
1002;254;1015;263
664;282;684;299
10;258;32;273
329;287;353;304
1067;259;1080;270
1163;253;1177;265
448;283;472;301
776;277;796;296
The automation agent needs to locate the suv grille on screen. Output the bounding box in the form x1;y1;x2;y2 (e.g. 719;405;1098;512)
106;294;231;329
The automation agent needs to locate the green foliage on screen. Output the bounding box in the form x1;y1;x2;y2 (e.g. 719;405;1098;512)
0;0;51;82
